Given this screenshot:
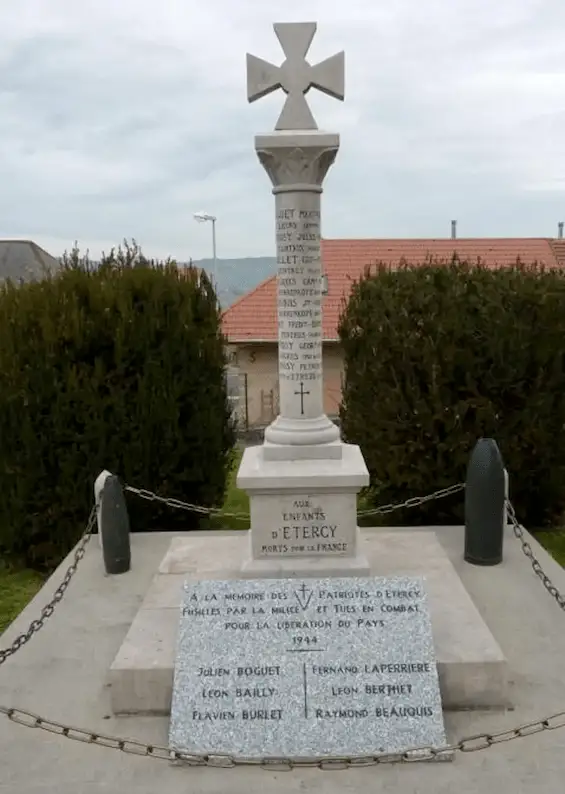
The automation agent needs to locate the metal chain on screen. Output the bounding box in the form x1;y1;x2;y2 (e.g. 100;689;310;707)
506;500;565;611
123;482;466;521
357;483;465;517
1;703;564;768
3;488;565;768
0;506;97;666
123;485;250;520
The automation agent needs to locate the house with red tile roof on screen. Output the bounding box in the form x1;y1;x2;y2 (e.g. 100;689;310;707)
223;238;563;428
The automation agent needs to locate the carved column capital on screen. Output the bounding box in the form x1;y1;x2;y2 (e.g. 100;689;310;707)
254;132;340;192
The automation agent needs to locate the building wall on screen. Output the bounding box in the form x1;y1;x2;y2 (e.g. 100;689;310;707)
323;344;345;417
227;342;344;428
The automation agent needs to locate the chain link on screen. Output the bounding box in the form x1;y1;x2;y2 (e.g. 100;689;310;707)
4;486;565;768
0;506;97;666
506;500;565;611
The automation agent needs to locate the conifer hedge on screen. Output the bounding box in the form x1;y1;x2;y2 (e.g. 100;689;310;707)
0;241;235;569
339;257;565;528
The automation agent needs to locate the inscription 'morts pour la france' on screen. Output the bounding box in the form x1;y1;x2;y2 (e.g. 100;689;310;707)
169;576;447;760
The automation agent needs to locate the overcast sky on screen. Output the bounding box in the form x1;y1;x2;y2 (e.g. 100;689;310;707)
1;0;564;262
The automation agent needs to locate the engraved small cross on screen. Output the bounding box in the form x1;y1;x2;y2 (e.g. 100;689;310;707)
246;22;345;130
295;382;310;415
295;584;313;610
298;584;309;600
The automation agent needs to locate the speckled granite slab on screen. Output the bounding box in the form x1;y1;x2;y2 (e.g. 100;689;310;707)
169;576;447;760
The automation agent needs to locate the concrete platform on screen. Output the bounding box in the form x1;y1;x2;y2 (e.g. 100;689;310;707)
3;524;565;793
108;530;509;714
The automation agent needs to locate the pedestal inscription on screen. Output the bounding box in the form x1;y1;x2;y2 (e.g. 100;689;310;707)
250;492;357;559
169;576;447;760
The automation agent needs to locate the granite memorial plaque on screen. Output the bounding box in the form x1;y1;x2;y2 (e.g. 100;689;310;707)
169;576;447;759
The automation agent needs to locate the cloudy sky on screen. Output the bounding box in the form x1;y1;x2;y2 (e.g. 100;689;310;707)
0;0;564;262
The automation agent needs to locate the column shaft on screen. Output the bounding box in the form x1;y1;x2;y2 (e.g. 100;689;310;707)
254;132;341;450
276;189;323;420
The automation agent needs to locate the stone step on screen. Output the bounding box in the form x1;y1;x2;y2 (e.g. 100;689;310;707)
108;530;510;715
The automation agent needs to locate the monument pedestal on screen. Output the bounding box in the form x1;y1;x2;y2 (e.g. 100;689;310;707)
237;441;370;578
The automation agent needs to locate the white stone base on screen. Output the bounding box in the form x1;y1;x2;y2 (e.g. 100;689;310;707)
108;530;510;715
263;414;341;452
236;442;370;570
262;439;343;461
236;442;369;490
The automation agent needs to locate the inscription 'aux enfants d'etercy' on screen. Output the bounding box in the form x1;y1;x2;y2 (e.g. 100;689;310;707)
269;498;338;555
282;498;326;521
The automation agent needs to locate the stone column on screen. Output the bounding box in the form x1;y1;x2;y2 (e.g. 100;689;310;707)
256;132;341;456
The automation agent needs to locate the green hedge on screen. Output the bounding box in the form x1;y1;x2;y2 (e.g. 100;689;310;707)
339;256;565;528
0;241;236;569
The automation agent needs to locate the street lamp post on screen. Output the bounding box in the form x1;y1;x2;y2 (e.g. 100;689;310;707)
193;212;217;285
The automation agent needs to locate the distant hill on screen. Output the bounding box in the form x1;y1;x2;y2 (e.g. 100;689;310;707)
190;256;277;307
46;253;276;308
0;240;61;282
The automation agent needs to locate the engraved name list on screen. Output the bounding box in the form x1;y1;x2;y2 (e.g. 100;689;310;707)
276;198;323;420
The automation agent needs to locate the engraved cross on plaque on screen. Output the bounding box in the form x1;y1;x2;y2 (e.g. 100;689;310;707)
294;583;314;610
294;381;310;415
246;22;345;130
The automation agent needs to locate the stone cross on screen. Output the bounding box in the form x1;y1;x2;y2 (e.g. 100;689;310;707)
246;22;345;130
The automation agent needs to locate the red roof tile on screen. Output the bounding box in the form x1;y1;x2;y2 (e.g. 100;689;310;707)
550;239;565;266
222;238;560;342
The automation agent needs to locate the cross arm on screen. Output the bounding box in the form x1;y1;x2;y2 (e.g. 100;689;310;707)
309;51;345;101
247;54;282;103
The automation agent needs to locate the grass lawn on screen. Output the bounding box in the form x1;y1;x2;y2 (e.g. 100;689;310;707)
208;446;250;530
535;530;565;567
0;566;46;634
